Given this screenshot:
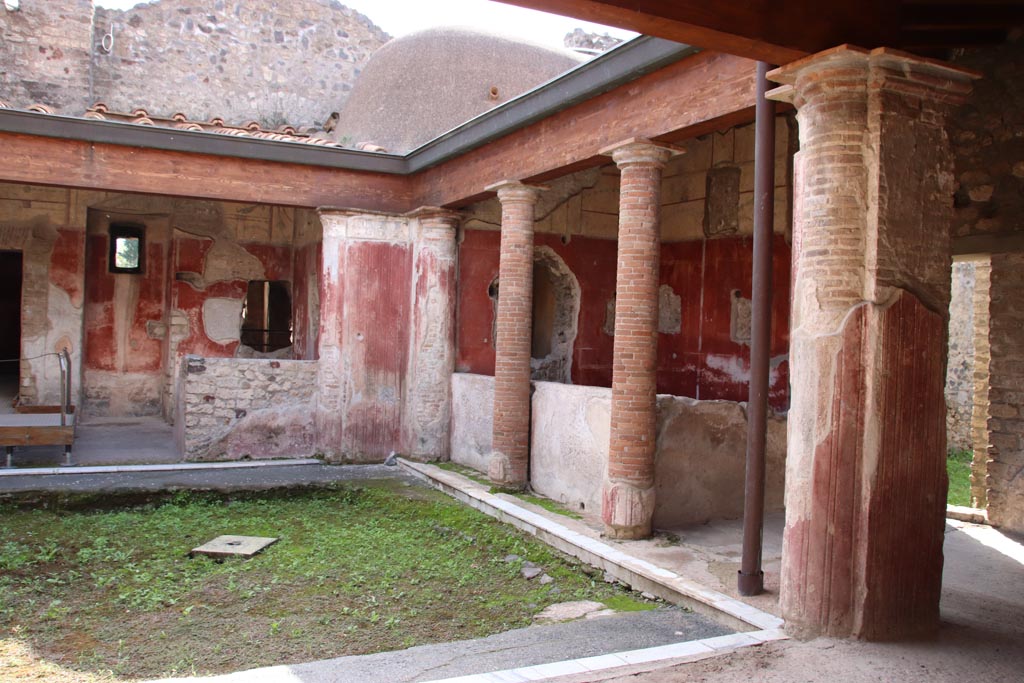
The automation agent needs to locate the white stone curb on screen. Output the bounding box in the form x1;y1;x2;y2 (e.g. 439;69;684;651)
946;504;987;525
0;458;324;477
398;459;785;633
419;628;787;683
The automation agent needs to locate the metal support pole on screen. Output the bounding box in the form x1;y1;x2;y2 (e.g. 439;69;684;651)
738;61;776;597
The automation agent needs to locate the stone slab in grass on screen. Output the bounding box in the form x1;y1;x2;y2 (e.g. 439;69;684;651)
190;535;278;558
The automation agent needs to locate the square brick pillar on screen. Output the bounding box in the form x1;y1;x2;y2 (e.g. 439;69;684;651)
600;139;679;540
315;209;413;462
405;207;461;461
487;181;544;489
768;47;977;639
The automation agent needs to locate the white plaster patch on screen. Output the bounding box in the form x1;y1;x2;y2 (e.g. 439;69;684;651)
202;298;243;343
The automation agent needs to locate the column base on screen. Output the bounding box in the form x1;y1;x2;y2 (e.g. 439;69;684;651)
488;451;526;490
602;480;655;539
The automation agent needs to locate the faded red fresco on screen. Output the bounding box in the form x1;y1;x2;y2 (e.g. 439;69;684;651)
456;229;791;410
291;241;321;360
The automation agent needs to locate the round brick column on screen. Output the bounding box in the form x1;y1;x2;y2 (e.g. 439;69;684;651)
487;181;543;488
601;140;675;539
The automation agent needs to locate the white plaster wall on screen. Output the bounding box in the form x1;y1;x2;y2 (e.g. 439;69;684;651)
530;381;610;516
450;372;494;472
529;382;787;527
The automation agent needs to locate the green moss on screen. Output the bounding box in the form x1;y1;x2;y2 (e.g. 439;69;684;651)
0;482;648;680
436;461;491;486
601;594;660;612
947;448;974;507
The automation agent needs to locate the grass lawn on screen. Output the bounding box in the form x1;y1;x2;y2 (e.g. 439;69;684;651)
947;448;974;507
0;480;656;681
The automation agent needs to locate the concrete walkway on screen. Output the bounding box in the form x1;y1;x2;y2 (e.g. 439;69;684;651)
3;415;180;467
0;462;401;495
147;608;740;683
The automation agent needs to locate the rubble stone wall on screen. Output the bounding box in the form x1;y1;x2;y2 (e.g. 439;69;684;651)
1;0;388;127
177;355;317;460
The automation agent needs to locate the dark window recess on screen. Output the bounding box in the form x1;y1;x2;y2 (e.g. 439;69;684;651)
109;223;145;274
240;280;293;352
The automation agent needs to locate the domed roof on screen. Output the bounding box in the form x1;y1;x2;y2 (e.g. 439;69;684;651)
332;27;586;153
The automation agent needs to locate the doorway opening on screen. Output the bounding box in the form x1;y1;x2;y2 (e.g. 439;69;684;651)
0;250;22;412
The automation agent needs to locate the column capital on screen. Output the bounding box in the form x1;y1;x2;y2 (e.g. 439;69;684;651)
600;138;682;168
484;180;546;204
767;45;978;109
406;206;462;228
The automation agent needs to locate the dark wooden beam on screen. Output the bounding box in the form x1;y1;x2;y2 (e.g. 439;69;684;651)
0;132;414;211
493;0;900;64
413;51;759;208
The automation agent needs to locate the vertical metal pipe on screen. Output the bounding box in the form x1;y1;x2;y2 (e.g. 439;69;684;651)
738;61;776;597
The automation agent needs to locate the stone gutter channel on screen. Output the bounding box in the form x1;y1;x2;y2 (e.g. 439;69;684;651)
398;458;787;683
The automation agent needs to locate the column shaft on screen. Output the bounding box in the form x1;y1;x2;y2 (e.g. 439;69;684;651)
601;141;676;539
488;182;542;488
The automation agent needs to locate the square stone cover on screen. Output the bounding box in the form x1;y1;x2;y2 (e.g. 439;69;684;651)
191;535;278;558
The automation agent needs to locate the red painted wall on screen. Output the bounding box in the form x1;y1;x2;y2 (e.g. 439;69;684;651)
83;233;166;373
291;241;321;361
456;229;792;411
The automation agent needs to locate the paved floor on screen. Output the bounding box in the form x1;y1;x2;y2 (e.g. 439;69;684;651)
3;415;181;468
600;520;1024;683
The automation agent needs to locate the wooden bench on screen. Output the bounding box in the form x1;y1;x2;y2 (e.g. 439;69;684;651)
1;349;76;467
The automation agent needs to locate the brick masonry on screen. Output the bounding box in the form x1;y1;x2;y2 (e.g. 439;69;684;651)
771;47;975;640
602;140;675;540
986;252;1024;532
488;182;542;488
1;0;388;127
177;355;317;460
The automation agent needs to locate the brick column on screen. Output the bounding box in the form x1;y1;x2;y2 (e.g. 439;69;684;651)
406;207;461;461
769;47;976;639
487;181;543;488
600;139;677;540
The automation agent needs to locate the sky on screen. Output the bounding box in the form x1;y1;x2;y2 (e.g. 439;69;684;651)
93;0;637;51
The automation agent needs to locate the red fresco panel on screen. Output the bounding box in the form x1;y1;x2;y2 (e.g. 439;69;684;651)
341;240;412;458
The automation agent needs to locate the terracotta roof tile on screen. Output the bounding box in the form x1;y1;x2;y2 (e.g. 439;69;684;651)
0;100;346;150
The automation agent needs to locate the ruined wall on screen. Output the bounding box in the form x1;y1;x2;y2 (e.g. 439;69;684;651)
1;0;387;127
950;38;1024;526
986;252;1024;533
0;0;94;113
0;181;322;435
945;260;977;451
177;355;317;460
951;36;1024;242
456;118;793;411
450;373;787;525
0;184;86;407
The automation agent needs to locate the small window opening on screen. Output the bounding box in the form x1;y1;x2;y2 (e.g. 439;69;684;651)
240;280;293;352
109;223;144;274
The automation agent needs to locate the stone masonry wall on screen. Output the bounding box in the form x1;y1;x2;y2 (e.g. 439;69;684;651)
945;260;977;451
986;253;1024;533
2;0;388;128
970;258;991;507
177;356;317;460
0;0;95;114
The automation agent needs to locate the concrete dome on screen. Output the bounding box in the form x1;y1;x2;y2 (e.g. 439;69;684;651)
332;27;586;153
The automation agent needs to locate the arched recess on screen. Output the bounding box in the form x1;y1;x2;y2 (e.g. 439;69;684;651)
530;246;580;384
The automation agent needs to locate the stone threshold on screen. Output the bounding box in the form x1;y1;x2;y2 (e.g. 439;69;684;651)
398;459;784;634
946;504;988;525
0;458;323;477
419;628;787;683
